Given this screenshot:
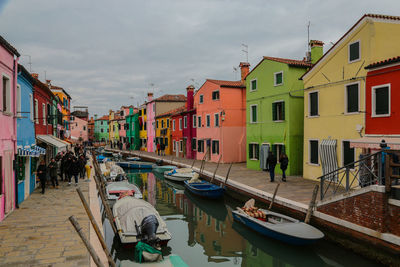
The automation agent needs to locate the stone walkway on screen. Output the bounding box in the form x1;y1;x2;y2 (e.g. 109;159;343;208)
0;179;91;267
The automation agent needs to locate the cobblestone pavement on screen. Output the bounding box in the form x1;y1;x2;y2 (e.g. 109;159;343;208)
0;178;91;267
112;148;320;205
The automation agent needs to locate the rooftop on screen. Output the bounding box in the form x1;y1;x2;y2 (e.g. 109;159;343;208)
96;115;109;121
156;105;186;118
365;56;400;69
0;35;20;57
206;79;245;88
153;94;186;102
263;56;313;68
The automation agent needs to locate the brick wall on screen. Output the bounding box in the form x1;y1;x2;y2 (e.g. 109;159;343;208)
387;203;400;235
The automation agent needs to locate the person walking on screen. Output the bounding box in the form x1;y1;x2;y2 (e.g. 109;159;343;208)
157;142;161;155
36;160;47;194
48;158;59;188
79;155;87;179
279;153;289;182
266;151;277;182
71;157;80;186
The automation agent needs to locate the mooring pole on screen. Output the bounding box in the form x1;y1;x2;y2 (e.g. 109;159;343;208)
211;156;222;182
223;162;233;186
305;185;319;224
69;216;106;267
268;183;280;210
76;188;116;267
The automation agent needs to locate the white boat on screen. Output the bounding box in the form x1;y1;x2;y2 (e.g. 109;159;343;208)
113;197;172;245
106;181;143;204
119;255;189;267
164;168;197;182
127;156;141;161
153;165;177;173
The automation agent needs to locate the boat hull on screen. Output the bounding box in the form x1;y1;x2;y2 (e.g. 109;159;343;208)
116;161;154;169
184;181;225;199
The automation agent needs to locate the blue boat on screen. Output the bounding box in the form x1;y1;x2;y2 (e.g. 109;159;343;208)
116;161;154;169
184;180;225;199
231;207;324;245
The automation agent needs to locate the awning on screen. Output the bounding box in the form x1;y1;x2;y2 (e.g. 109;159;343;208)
36;135;67;150
31;145;46;155
17;146;40;157
350;136;400;150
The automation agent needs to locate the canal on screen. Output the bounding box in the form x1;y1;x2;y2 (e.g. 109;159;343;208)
101;168;381;267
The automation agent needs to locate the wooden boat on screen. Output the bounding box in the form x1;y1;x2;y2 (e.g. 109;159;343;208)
127;156;141;161
231;206;324;245
113;197;172;245
153;165;177;173
106;180;143;204
164;168;196;182
184;180;225;199
116;161;155;169
119;254;189;267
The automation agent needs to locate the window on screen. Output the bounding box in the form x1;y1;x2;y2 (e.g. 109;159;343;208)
2;75;11;113
343;141;355;168
167;119;170;128
47;103;52;124
206;115;210;127
272;101;285;121
42;104;46;125
250;105;257;123
192;138;197;151
199;95;204;104
272;144;285;159
214;113;219;127
101;121;103;126
161;120;164;128
16;84;21;115
30;94;33;121
198;116;202;128
212;140;219;154
173;140;176;151
164;137;168;147
101;129;104;133
179;140;183;152
193;115;196;128
173;119;176;131
309;140;319;165
212;91;220;100
274;71;283;86
179;118;182;130
349;40;360;63
250;79;257;91
372;84;390;117
249;143;259;160
345;83;359;113
309;91;319;117
184;116;187;128
197;140;204;152
156;120;159;129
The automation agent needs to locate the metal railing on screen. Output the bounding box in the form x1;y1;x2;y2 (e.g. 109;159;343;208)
318;151;383;201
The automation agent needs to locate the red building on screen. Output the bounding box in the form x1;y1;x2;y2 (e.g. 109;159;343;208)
182;85;196;159
171;106;186;157
32;74;54;136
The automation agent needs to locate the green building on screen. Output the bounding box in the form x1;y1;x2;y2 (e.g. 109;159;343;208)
245;51;320;175
94;115;109;142
126;108;140;150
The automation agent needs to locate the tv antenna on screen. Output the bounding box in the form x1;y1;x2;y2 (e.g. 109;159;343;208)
22;55;32;72
307;21;311;52
241;43;248;62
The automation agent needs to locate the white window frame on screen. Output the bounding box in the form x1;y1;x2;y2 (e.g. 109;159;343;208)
193;115;196;128
199;94;204;104
308;90;319;118
250;104;257;123
198;116;201;128
308;139;319;166
29;94;33;121
42;103;46;125
212;90;220;101
348;40;361;63
249;142;259;160
173;140;176;151
250;79;257;92
16;84;21;115
2;73;11;114
371;83;391;118
173;119;176;131
273;143;285;159
179;118;182;130
341;139;356;169
184;116;187;129
206;114;210;128
214;113;219;127
344;81;360;115
274;71;283;86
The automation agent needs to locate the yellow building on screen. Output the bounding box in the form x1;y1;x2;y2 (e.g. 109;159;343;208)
155;111;172;155
50;85;71;138
302;14;400;181
139;105;147;151
108;110;120;144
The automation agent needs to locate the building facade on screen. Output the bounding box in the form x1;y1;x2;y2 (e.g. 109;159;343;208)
94;115;109;142
125;108;140;150
50;85;71;140
70;116;88;143
138;104;147;151
88;117;95;142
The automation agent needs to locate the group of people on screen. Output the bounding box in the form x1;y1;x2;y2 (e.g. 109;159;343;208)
156;142;166;156
110;141;124;150
266;152;289;183
36;144;90;194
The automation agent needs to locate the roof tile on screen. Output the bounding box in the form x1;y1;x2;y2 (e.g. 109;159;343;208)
263;56;313;68
206;79;245;88
365;56;400;69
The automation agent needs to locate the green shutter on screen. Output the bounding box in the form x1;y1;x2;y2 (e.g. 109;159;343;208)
282;101;285;120
255;144;259;160
272;145;277;157
249;144;253;158
272;103;277;121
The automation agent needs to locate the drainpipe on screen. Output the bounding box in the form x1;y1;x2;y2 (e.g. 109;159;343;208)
13;56;19;209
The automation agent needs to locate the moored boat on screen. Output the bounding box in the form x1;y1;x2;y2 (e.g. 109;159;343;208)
231;201;324;245
116;161;155;169
119;254;189;267
127;156;141;161
113;197;172;245
106;180;143;205
184;180;225;199
164;168;196;182
153;165;177;173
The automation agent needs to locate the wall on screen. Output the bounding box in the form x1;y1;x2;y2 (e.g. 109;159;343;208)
33;84;53;136
171;114;183;157
182;110;196;159
146;102;155;152
70;116;88;142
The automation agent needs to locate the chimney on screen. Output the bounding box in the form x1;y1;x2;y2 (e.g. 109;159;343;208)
186;85;195;110
239;62;250;83
94;114;98;120
309;40;324;64
147;92;154;102
31;73;39;79
46;80;51;86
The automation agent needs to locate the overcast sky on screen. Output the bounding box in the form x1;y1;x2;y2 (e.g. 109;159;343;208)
0;0;399;116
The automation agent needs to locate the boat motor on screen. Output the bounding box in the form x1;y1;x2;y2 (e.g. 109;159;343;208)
140;215;160;245
155;159;163;166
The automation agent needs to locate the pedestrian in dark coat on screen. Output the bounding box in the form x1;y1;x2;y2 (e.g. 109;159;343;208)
48;158;59;188
266;151;277;182
279;153;289;182
71;157;80;185
79;155;87;179
36;160;47;194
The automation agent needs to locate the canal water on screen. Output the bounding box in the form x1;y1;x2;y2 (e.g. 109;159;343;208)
101;168;381;267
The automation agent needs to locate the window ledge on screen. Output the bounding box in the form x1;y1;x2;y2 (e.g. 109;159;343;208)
273;120;285;123
2;111;13;116
308;115;320;118
372;114;390;118
349;58;361;64
249;158;259;161
274;84;283;87
308;162;320;166
250;90;257;92
344;112;360;115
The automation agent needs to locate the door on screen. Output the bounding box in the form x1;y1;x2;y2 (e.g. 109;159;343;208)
175;141;179;157
206;139;211;160
4;150;14;215
183;138;187;158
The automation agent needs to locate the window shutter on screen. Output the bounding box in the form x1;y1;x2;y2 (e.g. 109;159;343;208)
272;103;277;121
272;145;277;157
249;144;253;158
255;144;259;159
282;102;285;120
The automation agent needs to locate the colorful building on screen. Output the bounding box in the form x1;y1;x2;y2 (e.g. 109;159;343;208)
50;84;71;140
88;117;95;142
170;106;186;157
138;104;147;151
70;115;88;143
245;54;316;175
0;35;19;221
194;64;247;163
108;110;120;145
125;108;140;150
94;115;109;142
16;64;38;205
146;93;186;152
301;14;400;181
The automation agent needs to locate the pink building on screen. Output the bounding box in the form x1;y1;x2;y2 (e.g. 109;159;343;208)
118;105;132;146
0;35;20;221
195;63;248;163
70;116;88;143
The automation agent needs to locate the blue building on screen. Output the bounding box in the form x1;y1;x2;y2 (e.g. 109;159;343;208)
16;64;39;204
